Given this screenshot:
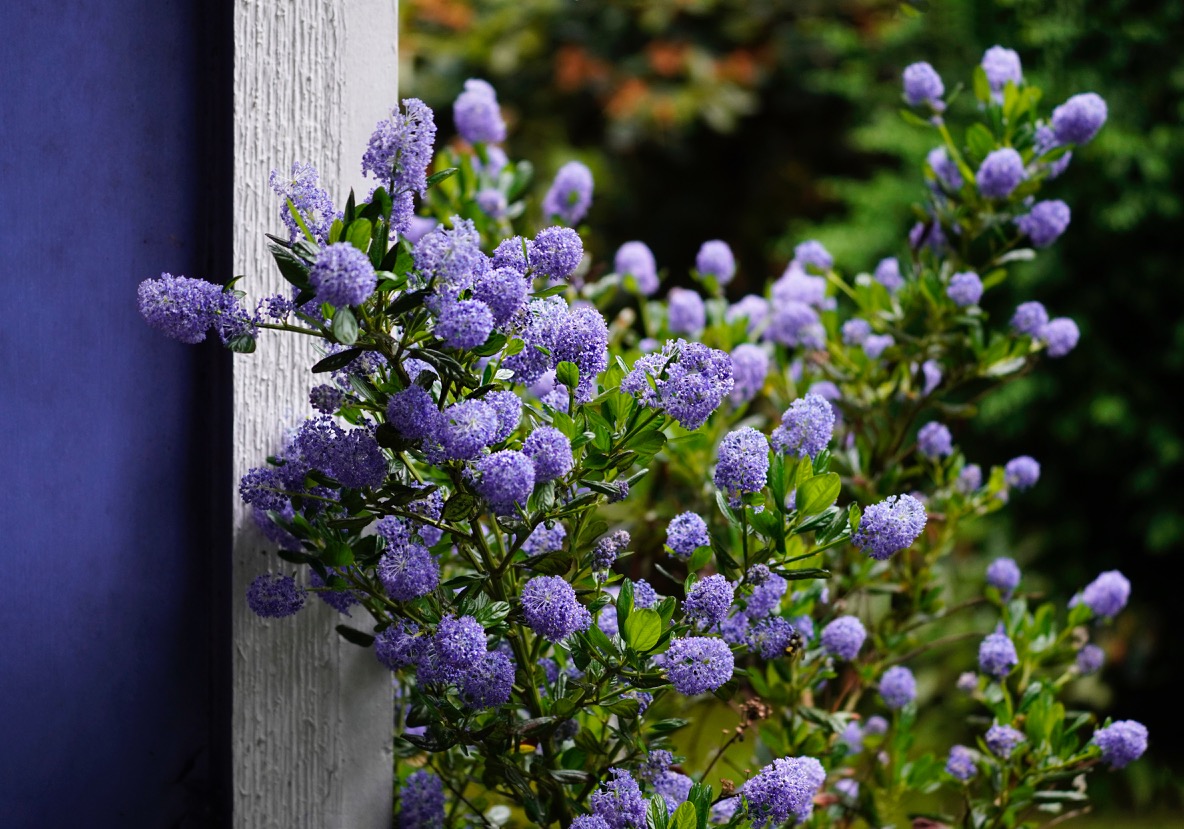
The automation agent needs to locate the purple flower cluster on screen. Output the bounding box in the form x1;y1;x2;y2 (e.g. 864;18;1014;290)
1081;570;1130;618
741;756;826;827
946;745;977;781
821;615;867;661
378;537;439;601
746;616;796;659
247;573;305;618
842;318;871;346
542;161;594;225
666;512;710;558
917;421;954;459
1077;643;1105;675
505;298;609;402
532;226;584;282
427;399;497;461
879;665;917;709
592;530;630;572
375;620;424;670
137;274;251;345
1011;301;1049;335
614;241;658;295
589;768;647;829
523;521;566;555
1017;200;1071;247
1041;317;1080;358
727;294;769;334
1005;455;1040;490
474;450;535;515
875;257;904;292
986;557;1021;596
986;724;1026;758
453;78;506;144
684;575;734;627
362;98;437;197
729;344;769;405
521;575;591;641
713;427;769;504
794;239;834;272
523;426;573;482
863;334;895;359
978;631;1019;678
771;393;835;459
471;266;528;326
435;299;493;349
663;636;735;695
653;771;693;813
697;239;736;284
269;161;337;244
1052;92;1108;145
414;217;486;299
621;340;734;430
928;147;964;191
386;385;439;441
977;148;1025;199
853;494;928;560
398;770;445;829
459;650;515;709
667;287;706;336
981;46;1022;94
947;271;983;307
902;62;944;107
1093;720;1148;768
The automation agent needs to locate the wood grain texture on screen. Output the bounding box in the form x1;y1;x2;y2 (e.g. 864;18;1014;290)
233;2;398;826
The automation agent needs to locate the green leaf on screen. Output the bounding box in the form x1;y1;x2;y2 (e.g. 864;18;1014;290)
321;539;354;567
332;306;359;345
623;608;662;653
687;545;713;572
647;795;670;829
267;242;311;289
965;123;997;163
335;625;375;647
226;333;256;353
899;107;932;128
670;803;697;829
972;65;992;104
442;492;479;521
425;167;459;188
796;472;841;516
625;429;667;457
616;580;635;631
555;360;580;390
345;218;372;252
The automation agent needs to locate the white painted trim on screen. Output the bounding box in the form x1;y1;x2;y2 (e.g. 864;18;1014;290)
232;2;398;826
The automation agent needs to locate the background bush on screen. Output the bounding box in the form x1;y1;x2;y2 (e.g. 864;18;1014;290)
400;0;1184;814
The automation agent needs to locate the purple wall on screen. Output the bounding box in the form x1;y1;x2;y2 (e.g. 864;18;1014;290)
0;2;230;826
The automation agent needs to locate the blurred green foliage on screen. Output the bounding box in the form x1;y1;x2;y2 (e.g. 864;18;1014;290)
401;0;1184;811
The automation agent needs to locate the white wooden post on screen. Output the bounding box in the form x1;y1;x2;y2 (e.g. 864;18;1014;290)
232;2;399;826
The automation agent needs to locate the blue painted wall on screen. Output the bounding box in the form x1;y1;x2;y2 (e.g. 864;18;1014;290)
0;2;230;826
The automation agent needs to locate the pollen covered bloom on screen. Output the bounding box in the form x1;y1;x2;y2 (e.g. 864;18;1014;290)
1081;570;1131;618
663;636;735;695
741;756;826;827
667;512;710;558
978;631;1019;678
771;393;835;459
977;148;1025;199
542;161;594;225
269;161;337;243
714;427;770;504
484;390;522;443
247;573;305;618
521;576;591;642
473;450;535;515
414;217;486;298
821;616;867;661
746;617;796;659
378;542;439;601
1005;455;1041;490
902;61;944;107
386;385;440;442
1093;720;1148;768
435;299;493;349
879;666;917;709
696;240;736;284
459;650;514;709
430;399;498;461
374;620;423;671
615;241;659;295
591;530;630;572
138;273;248;345
471;266;528;326
684;575;734;627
